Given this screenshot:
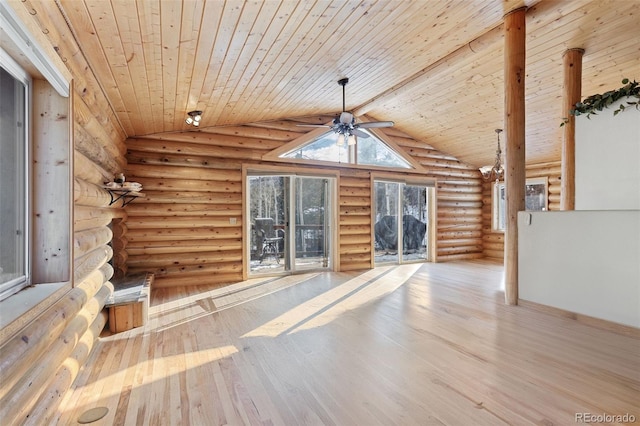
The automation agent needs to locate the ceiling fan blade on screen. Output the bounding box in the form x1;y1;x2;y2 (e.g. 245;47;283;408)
296;124;331;128
351;129;369;138
357;121;394;128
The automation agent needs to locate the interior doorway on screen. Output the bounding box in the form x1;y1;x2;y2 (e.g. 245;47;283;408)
247;174;335;276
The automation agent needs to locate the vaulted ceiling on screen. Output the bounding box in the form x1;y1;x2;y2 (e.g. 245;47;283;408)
57;0;639;167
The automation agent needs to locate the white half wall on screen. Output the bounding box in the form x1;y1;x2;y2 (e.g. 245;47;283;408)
519;210;640;327
575;101;640;210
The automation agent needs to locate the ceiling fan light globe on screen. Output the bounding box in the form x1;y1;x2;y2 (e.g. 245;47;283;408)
185;117;193;125
340;111;353;124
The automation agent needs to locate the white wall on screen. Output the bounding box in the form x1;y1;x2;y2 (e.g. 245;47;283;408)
575;100;640;210
519;210;640;327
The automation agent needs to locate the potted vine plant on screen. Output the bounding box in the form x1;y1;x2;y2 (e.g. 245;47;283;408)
561;78;640;126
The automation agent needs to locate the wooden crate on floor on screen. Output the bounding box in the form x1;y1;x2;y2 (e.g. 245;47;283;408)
106;272;153;333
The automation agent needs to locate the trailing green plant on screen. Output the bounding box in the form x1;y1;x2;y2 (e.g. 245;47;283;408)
561;78;640;126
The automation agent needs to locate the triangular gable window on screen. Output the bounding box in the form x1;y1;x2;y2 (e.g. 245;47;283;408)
280;129;412;169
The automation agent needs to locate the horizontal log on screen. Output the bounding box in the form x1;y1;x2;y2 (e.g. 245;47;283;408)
74;227;113;260
75;94;126;157
126;227;241;242
438;224;483;233
483;242;504;251
339;196;370;207
549;194;560;203
74;245;113;284
131;177;242;193
438;208;483;216
339;177;370;188
126;138;267;161
339;252;372;263
339;216;371;226
126;163;242;182
74;120;124;174
483;250;504;259
548;202;561;211
548;185;561;194
0;264;110;401
437;193;483;202
153;273;243;288
2;284;111;424
339;186;370;197
436;252;484;262
483;233;505;242
339;245;371;255
136;129;284;148
437;230;483;239
126;203;242;217
338;225;371;236
195;125;298;142
127;250;243;268
132;191;242;205
438;200;483;209
74;178;112;207
127;239;242;255
126;150;245;170
339;234;372;245
436;183;482;193
128;261;241;278
438;238;482;248
74;150;111;184
74;206;117;232
25;309;108;425
126;217;241;229
437;216;482;225
340;205;371;216
437;245;483;255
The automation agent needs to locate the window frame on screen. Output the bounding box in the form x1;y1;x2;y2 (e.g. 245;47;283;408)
492;177;549;232
0;47;31;301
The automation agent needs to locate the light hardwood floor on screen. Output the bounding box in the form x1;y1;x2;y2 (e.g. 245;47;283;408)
54;260;640;425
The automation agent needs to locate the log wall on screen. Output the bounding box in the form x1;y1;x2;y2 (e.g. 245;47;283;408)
482;161;562;260
125;122;484;286
0;2;127;424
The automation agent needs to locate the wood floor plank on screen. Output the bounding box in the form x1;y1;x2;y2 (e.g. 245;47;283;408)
53;260;640;425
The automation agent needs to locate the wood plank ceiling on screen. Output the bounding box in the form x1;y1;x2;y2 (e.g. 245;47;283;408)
58;0;640;167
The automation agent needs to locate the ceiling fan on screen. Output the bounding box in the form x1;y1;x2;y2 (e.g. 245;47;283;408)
298;78;394;145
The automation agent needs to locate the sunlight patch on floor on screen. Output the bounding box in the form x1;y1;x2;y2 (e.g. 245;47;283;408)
242;264;423;338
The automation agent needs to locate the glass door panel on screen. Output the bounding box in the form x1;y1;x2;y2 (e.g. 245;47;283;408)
249;176;288;274
402;185;428;262
293;177;330;271
374;181;400;264
248;174;333;276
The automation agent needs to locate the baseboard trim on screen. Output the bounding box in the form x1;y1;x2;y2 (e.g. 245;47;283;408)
518;299;640;338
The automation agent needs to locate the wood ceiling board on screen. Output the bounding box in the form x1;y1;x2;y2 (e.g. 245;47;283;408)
172;0;206;131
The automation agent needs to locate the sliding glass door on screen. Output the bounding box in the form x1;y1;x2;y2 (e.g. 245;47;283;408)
248;174;333;275
374;180;432;265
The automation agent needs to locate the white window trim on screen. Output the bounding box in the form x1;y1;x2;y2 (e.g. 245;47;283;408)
492;177;549;232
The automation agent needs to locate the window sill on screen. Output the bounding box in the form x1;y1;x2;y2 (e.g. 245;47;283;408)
0;281;70;346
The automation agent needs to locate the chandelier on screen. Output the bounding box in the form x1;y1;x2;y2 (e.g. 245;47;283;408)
479;129;504;182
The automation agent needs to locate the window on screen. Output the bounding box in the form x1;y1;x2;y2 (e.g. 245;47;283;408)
493;177;548;231
281;129;412;168
0;54;30;301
